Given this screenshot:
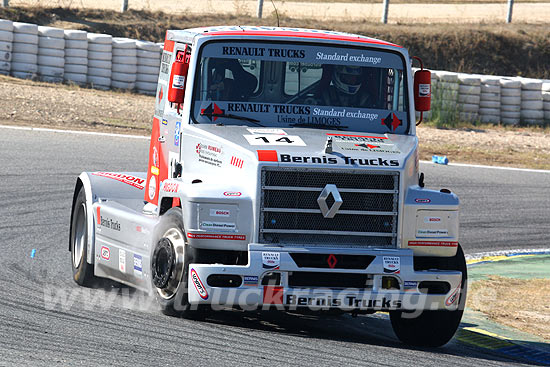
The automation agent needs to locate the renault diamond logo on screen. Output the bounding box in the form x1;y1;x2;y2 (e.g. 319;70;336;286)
317;184;343;218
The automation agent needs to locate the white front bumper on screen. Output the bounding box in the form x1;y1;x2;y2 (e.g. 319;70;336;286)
187;244;463;311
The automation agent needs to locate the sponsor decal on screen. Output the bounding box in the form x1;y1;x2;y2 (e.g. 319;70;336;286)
262;252;280;270
445;281;461;306
403;281;418;291
187;233;246;241
280;154;399;167
313;107;378;121
99;215;121;231
133;254;143;278
383;256;400;274
174;121;181;146
263;286;284;305
150;166;160;176
315;52;382;65
92;172;145;190
244;275;259;286
210;209;230;217
257;150;278;162
244;135;306;146
153;146;159;168
247;128;287;135
200;221;236;231
148;176;157;200
200;103;224;122
135;226;149;234
285;294;402;309
424;217;441;223
162;182;179;193
162;118;168;125
381;112;402;132
230;156;244;169
119;249;126;273
417;229;449;237
191;268;208;300
408;241;458;247
419;83;431;97
195;142;223;167
415;198;431;203
223;191;241;197
101;246;110;261
222;46;305;59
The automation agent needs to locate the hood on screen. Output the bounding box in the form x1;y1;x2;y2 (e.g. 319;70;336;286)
187;124;417;169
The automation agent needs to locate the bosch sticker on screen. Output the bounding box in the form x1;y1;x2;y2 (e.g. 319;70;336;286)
210;209;230;217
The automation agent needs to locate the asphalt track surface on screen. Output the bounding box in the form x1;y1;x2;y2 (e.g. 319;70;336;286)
1;127;548;366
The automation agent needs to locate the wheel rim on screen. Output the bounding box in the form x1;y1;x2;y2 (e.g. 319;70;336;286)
72;203;86;268
154;227;186;300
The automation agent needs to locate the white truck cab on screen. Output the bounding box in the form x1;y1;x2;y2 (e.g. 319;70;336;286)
69;26;466;347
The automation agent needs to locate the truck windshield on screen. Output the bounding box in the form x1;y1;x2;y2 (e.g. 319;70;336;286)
191;41;409;134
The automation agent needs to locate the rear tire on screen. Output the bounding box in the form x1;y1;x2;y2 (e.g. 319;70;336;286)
390;244;467;347
151;208;204;318
70;186;96;286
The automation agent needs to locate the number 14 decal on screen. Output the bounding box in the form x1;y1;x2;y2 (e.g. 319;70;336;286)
243;135;306;146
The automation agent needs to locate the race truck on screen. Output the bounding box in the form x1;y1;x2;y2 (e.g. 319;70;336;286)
69;26;467;347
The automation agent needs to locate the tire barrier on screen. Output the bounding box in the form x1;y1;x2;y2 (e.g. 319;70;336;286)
458;73;480;123
136;40;162;95
87;33;112;90
0;19;13;76
543;82;550;123
428;70;459;124
111;37;137;90
2;17;550;127
64;29;87;85
11;22;38;79
520;78;543;125
38;26;64;83
500;78;521;125
479;76;501;124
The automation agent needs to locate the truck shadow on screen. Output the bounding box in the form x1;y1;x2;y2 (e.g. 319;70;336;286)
195;309;546;365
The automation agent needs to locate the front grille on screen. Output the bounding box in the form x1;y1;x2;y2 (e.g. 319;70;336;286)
260;168;399;247
289;253;375;269
288;272;373;289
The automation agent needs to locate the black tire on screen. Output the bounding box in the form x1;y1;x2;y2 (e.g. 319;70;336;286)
70;186;96;286
151;208;203;317
389;244;467;347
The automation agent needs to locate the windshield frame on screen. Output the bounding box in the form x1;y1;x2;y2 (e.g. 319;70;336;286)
190;38;411;134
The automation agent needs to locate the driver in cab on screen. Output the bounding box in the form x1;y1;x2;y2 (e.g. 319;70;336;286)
319;65;375;108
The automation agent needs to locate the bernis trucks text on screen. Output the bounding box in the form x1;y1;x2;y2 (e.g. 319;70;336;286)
69;26;467;347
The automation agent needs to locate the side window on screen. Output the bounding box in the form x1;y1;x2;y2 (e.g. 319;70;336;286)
284;62;323;96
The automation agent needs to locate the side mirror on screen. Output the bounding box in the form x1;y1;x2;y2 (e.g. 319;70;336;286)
414;69;431;112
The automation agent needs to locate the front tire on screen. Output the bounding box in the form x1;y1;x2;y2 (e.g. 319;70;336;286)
151;208;201;317
389;244;467;347
70;186;96;286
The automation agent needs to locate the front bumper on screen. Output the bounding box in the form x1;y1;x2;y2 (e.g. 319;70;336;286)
188;244;463;311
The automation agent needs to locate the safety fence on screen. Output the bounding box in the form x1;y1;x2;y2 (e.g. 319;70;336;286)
1;19;549;125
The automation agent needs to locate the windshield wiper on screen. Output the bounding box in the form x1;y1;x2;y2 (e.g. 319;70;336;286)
290;123;348;131
200;111;265;127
